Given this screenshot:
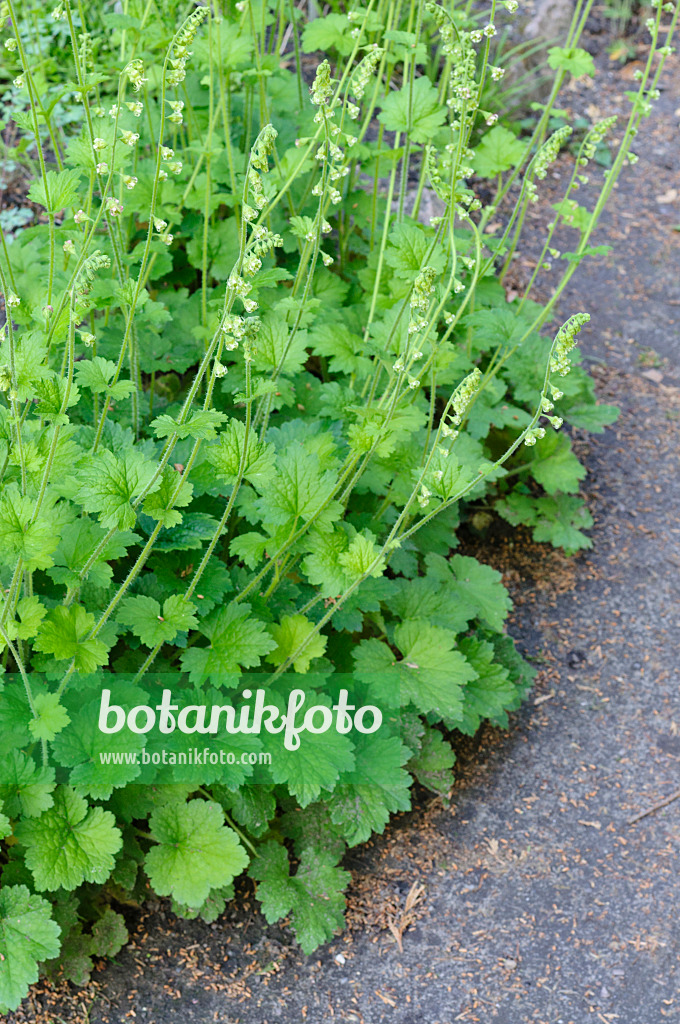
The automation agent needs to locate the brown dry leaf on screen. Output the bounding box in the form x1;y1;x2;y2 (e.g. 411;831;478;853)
386;881;426;952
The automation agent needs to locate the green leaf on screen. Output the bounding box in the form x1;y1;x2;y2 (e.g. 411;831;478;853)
77;449;160;530
444;554;512;632
145;799;249;907
454;636;517;734
0;886;61;1013
302;13;355;56
384;222;447;279
181;603;276;684
34;604;109;674
473;125;525;178
140;511;219;552
551;198;592;232
27;168;82;214
117;594;198;647
218;786;276;838
252;315;309;377
16;786;122;891
563;401;619;432
254;445;341;529
28;693;70;743
407;724;455;796
252;841;350;954
0;332;51;403
527;431;586;494
141;465;193;529
266;614;327;674
171;884;235;923
32;374;80;423
151;409;227;441
52;699;145;799
206;419;276;486
47;520;139;591
378;76;447;144
301;527;351;598
0;751;55;818
43;918;93;987
268;694;355;806
337;532;386;580
354;620;476;719
2;596;47;645
496;491;594;552
561;243;612;264
0;483;59;571
328;734;411;846
75;357;136;400
90;908;128;959
310;324;372;378
547;45;596;78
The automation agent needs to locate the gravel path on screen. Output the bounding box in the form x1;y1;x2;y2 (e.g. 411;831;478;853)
16;36;680;1024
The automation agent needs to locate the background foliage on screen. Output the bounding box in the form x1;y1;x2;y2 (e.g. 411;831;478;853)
0;0;675;1008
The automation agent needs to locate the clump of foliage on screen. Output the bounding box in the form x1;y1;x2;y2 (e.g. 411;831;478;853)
0;0;676;1008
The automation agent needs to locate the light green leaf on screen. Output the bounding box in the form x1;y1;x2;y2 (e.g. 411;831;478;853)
547;45;596;78
337;532;386;580
75;356;136;400
254;446;341;529
117;594;198;647
0;750;55;818
141;466;193;529
52;699;145;799
145;799;249;907
0;483;59;571
385;222;447;279
34;604;109;674
266;614;327;674
252;315;309;377
528;431;586;494
443;554;512;632
151;409;227;441
16;786;122;891
354;619;476;719
28;693;70;743
0;886;61;1013
328;734;412;845
47;520;139;591
302;13;355;55
27;168;82;214
181;603;276;684
378;76;447;144
473;125;525;178
206;419;276;486
77;449;160;530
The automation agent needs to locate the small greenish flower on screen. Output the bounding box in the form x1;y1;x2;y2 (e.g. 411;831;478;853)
105;197;124;216
125;59;146;91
